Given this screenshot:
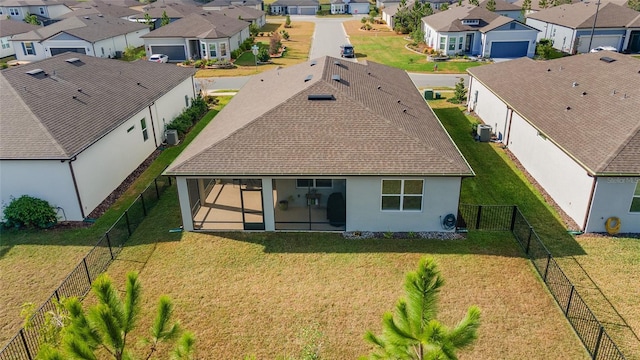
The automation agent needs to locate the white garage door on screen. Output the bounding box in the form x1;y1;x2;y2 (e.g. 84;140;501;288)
577;35;621;53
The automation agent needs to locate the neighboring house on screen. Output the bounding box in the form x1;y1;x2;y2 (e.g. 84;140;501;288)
525;2;640;54
165;56;474;232
467;52;640;233
269;0;318;15
129;3;204;29
10;14;149;61
0;0;72;25
330;0;369;15
0;19;40;58
0;53;196;222
479;0;523;22
202;0;264;11
212;5;266;27
423;5;539;58
54;2;142;20
141;12;250;62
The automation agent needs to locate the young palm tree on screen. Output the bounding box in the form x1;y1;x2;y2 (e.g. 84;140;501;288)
365;257;481;360
38;272;194;360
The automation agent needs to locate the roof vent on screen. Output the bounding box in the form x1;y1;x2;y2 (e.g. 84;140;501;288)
83;16;90;19
304;74;312;82
97;14;103;17
26;68;45;75
581;91;587;96
310;60;317;66
547;68;551;72
308;94;335;100
331;74;341;82
377;85;381;90
65;57;81;63
565;106;571;111
572;81;578;87
600;56;616;63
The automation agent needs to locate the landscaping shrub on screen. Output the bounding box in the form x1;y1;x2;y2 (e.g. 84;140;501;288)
269;32;282;55
285;15;291;28
2;195;57;229
280;30;290;40
1;62;8;69
193;59;205;68
231;49;242;60
258;48;270;62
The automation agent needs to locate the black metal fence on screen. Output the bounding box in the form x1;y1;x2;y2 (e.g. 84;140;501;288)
458;204;626;360
0;175;172;360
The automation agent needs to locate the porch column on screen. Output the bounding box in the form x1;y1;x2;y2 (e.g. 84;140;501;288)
177;177;194;231
197;179;206;206
262;177;275;231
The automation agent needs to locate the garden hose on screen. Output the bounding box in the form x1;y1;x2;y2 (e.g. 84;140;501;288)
604;217;621;235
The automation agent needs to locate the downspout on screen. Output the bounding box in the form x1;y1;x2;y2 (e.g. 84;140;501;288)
502;106;510;144
148;102;158;147
91;42;96;57
504;106;514;146
582;176;597;232
67;157;86;219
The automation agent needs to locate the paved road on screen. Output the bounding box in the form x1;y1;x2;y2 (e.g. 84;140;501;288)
196;16;467;91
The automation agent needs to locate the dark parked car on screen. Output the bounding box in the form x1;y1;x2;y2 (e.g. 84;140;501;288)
340;44;354;58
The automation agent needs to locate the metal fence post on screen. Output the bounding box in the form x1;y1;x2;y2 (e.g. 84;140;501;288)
565;285;574;316
154;178;160;198
510;205;518;231
125;210;131;236
140;193;147;216
105;233;114;260
542;253;552;282
526;227;533;255
476;205;482;229
593;325;604;359
54;290;60;302
83;258;92;285
19;329;33;360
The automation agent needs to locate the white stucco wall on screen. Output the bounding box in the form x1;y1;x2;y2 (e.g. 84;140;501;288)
526;18;576;53
149;77;195;143
13;40;47;61
507;113;594;228
468;77;510;141
346;176;462;232
42;4;72;19
588;178;640;233
72;107;157;218
0;160;81;221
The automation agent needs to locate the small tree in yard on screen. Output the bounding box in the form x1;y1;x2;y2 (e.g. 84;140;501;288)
249;23;260;37
24;12;41;25
365;257;481;360
285;14;292;28
486;0;496;11
449;77;467;104
269;32;282;55
257;48;270;62
536;38;554;59
37;272;195;360
161;10;171;26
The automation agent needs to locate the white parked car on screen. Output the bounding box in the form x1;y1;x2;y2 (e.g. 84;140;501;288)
589;46;617;53
148;54;169;63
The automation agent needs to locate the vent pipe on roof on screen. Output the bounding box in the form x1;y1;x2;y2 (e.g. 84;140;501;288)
572;81;578;87
308;94;335;100
581;91;587;96
565;106;571;111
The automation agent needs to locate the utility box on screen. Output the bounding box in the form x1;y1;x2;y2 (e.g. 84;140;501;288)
424;89;434;100
477;124;492;142
435;92;442;99
165;129;179;145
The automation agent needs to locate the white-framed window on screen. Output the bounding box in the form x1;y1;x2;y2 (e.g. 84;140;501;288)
140;118;148;141
631;182;640;213
209;43;216;58
200;42;206;57
9;8;20;16
381;179;423;211
22;42;35;55
39;7;45;15
459;36;463;50
219;42;227;57
449;37;456;51
1;38;10;49
439;36;446;50
296;179;332;188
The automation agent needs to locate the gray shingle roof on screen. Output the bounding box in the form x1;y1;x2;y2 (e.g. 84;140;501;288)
423;5;511;33
479;0;520;11
11;14;148;42
166;56;474;177
54;2;141;19
202;0;263;7
527;2;640;29
271;0;319;6
141;12;249;39
468;52;640;175
213;6;264;21
0;53;195;159
0;0;66;5
0;19;41;37
129;3;204;19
